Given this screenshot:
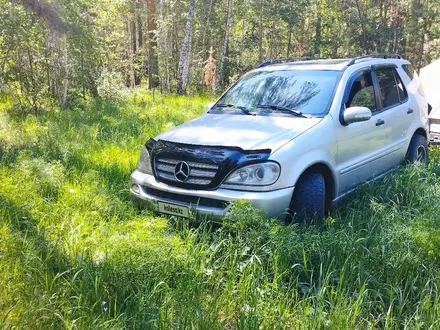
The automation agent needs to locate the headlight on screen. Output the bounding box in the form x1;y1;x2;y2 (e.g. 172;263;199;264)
137;147;153;174
223;162;280;186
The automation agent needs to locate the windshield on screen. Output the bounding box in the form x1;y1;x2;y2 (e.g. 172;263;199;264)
212;70;341;116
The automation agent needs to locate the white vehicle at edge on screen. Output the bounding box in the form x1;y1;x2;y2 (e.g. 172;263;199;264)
131;54;429;222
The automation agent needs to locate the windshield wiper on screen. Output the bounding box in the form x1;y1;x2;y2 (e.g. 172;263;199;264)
256;104;308;118
214;103;255;116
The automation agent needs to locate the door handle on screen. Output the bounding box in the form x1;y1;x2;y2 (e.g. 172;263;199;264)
376;119;385;126
407;108;414;114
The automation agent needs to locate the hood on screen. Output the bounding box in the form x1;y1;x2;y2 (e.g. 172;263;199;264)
156;113;322;151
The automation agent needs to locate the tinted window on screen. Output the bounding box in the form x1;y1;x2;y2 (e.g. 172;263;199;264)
394;70;408;101
345;71;376;112
376;68;400;108
402;64;425;96
402;64;415;81
215;70;341;116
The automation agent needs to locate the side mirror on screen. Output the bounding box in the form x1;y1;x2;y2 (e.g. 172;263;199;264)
343;106;372;124
206;102;215;112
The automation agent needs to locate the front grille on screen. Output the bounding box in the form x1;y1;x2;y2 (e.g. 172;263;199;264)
154;157;219;186
144;187;229;209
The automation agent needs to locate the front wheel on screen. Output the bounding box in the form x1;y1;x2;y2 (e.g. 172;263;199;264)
405;135;429;165
288;172;325;223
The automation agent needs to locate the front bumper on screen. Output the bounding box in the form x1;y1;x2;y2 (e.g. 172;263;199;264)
130;170;294;220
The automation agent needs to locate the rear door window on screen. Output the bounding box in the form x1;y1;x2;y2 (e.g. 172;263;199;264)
375;68;403;109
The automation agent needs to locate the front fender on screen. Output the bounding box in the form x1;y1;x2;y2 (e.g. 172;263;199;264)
269;115;339;196
273;148;338;198
268;115;339;196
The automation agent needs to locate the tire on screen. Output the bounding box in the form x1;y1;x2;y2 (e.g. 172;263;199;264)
289;172;326;223
405;134;429;165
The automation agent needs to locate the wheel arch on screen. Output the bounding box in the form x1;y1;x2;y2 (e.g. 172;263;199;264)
413;127;427;140
296;162;336;212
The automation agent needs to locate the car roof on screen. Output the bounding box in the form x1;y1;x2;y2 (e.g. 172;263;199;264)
256;56;410;72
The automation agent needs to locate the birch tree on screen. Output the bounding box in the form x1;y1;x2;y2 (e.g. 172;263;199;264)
147;0;159;89
176;0;195;95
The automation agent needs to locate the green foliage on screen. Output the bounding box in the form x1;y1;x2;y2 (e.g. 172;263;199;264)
1;0;439;108
2;93;440;328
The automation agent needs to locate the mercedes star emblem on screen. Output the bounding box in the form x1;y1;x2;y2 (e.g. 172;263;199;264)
174;161;190;182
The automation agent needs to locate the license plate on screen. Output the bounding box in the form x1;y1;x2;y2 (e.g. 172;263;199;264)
158;202;189;218
431;123;440;133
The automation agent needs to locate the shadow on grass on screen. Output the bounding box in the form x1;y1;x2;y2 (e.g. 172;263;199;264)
1;192;199;328
0;195;74;328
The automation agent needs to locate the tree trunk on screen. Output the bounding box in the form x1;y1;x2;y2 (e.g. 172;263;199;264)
81;51;85;99
258;5;263;63
355;0;368;53
237;20;246;68
216;0;233;93
287;24;293;57
416;15;433;70
61;77;68;107
137;9;144;80
147;0;159;89
201;0;214;52
314;0;322;56
125;19;131;87
392;25;398;53
176;0;195;95
61;40;69;108
131;18;140;86
157;0;170;92
27;47;37;112
408;0;422;65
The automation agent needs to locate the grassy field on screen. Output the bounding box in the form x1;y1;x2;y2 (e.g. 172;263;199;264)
1;92;440;329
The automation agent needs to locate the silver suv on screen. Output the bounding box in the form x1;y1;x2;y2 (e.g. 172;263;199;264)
131;54;429;221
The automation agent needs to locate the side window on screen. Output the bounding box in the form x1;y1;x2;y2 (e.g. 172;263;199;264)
402;64;415;81
376;68;400;108
394;70;408;101
402;63;425;96
345;71;377;112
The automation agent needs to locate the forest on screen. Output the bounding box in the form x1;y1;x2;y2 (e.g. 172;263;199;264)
0;0;439;110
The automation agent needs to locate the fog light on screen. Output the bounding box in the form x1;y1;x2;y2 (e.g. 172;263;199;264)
131;184;140;194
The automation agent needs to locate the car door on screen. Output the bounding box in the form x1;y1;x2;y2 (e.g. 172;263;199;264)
336;67;394;194
372;65;413;167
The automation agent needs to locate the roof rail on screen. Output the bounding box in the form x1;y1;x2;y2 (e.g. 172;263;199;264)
257;57;327;68
347;53;402;66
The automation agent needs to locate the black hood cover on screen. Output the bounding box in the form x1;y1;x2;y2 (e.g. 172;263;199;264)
146;139;271;190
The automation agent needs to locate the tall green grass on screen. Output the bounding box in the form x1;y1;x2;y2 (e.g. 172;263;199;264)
1;91;440;329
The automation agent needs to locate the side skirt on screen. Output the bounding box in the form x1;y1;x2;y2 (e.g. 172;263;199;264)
331;166;400;207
